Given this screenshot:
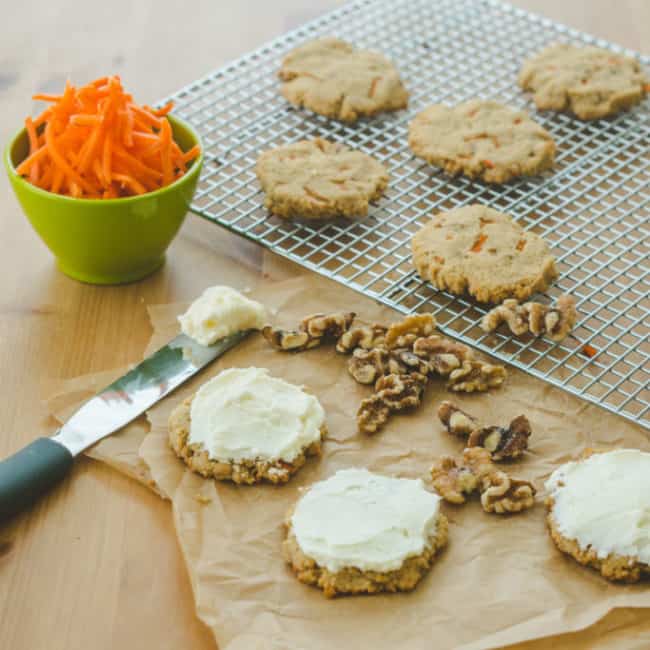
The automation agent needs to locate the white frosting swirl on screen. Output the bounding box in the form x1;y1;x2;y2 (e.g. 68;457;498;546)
189;367;325;462
292;468;441;572
179;285;266;346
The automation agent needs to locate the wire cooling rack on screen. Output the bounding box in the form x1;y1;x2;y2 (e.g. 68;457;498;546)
163;0;650;428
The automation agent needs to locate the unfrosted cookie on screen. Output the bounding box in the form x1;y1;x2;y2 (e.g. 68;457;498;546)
169;368;326;485
519;44;649;120
279;37;409;121
408;100;556;184
256;138;388;220
545;449;650;582
411;204;558;303
283;468;448;597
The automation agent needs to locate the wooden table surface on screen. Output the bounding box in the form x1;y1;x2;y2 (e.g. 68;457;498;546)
0;2;647;649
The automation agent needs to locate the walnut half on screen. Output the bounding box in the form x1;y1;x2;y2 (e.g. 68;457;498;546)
437;401;479;438
430;456;478;504
263;312;355;351
481;294;576;342
336;323;387;353
467;415;531;461
430;447;493;504
348;348;389;384
461;447;495;482
413;335;472;376
524;294;577;342
430;447;535;514
357;372;427;434
347;346;430;385
480;471;536;514
356;394;390;435
447;360;506;393
384;313;437;349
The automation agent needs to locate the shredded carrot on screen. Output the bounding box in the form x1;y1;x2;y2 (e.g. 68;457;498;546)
33;93;63;102
112;173;146;195
482;159;495;169
181;144;200;164
51;168;64;194
159;116;173;186
581;344;597;358
70;114;101;127
25;117;40;183
17;75;200;198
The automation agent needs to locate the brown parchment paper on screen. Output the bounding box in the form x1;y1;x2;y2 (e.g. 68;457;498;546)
46;369;165;498
47;264;650;650
136;273;650;650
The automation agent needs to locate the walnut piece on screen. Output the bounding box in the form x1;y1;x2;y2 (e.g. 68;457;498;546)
374;372;427;410
413;335;472;376
384;313;436;348
347;346;429;385
430;447;493;504
447;360;506;393
336;323;387;353
467;415;531;461
431;447;535;514
356;394;390;435
301;312;356;339
480;471;536;514
430;456;478;504
264;312;355;351
388;348;431;376
461;447;494;482
348;347;389;384
480;299;529;335
356;372;427;434
481;294;576;342
437;401;478;438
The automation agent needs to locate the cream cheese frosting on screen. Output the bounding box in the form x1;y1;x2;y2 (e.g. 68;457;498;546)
179;285;266;346
546;449;650;564
189;367;325;462
291;468;441;572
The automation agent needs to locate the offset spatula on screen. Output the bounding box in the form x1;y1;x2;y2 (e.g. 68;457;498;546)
0;330;249;521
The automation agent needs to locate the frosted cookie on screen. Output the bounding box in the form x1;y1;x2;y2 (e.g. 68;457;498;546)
256;138;388;220
408;100;556;184
411;204;558;303
283;468;448;597
178;286;266;346
545;449;650;582
169;368;326;485
279;37;409;122
519;44;648;120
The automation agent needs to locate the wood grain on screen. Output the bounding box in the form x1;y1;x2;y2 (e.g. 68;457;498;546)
0;2;647;649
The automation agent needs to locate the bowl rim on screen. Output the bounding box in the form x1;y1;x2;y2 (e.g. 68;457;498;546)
4;113;204;205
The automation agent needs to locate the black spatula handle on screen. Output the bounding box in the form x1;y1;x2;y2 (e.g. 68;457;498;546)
0;438;73;521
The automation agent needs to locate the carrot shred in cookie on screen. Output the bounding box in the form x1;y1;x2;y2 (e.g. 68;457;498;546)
470;233;488;253
17;76;200;198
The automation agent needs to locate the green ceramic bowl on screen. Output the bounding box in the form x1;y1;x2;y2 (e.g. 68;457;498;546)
5;114;203;284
